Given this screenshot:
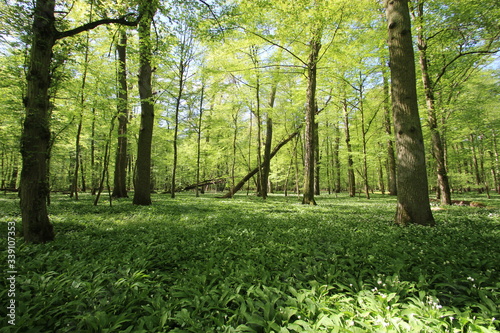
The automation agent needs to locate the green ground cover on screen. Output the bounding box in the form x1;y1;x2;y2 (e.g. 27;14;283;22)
1;193;499;332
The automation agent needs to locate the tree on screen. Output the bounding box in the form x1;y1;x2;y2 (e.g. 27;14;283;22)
384;0;435;226
133;1;157;205
302;31;321;205
382;59;397;195
20;0;139;243
112;30;129;198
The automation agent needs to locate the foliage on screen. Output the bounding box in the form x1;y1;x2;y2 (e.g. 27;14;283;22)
1;193;499;332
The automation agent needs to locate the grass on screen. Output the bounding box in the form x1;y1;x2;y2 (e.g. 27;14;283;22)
1;192;499;332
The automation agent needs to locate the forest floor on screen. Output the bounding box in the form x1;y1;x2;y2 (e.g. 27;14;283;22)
1;192;499;332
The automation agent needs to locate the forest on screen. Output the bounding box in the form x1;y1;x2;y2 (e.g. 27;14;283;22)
0;0;499;331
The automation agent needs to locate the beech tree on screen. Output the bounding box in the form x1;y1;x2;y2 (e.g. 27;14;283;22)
133;1;157;205
20;0;140;243
112;30;129;198
384;0;435;226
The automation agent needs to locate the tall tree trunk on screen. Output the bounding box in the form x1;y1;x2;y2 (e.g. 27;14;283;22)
343;98;356;197
382;59;397;195
492;130;500;194
358;76;370;199
133;4;156;205
171;63;186;199
71;116;83;199
385;0;435;226
302;35;321;205
314;121;321;196
334;124;341;193
261;86;276;199
20;0;56;243
195;85;205;197
112;30;129;198
416;4;451;205
470;134;482;186
231;110;239;195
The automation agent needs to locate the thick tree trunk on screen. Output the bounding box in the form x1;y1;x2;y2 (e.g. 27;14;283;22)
133;5;156;205
113;30;129;198
20;0;56;243
385;0;435;226
302;36;321;205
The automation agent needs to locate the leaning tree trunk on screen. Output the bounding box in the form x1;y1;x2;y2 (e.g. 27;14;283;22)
112;30;129;198
133;4;156;205
385;0;435;226
302;35;321;205
20;0;56;243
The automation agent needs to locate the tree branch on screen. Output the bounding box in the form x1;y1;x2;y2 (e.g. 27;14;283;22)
238;26;308;67
434;49;499;87
56;13;141;40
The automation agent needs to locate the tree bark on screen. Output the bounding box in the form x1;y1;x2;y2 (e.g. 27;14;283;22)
112;30;129;198
20;0;57;243
261;85;276;199
382;59;397;195
358;75;370;199
302;35;321;205
343;98;356;197
385;0;435;226
133;4;156;205
415;3;451;205
195;84;205;197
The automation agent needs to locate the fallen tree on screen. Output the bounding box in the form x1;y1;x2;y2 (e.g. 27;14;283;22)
181;178;226;191
221;129;300;198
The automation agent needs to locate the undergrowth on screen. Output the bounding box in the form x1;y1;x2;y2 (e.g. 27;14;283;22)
1;192;499;332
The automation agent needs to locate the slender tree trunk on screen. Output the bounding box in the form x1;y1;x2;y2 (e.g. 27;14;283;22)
343;98;356;197
334;124;341;193
71;116;83;199
416;4;451;205
314;121;321;196
133;4;156;205
20;0;56;243
91;108;98;195
112;30;129;198
470;134;481;186
325;124;332;194
261;86;276;199
385;0;435;226
231;110;239;194
195;85;204;197
382;60;397;195
302;36;321;205
359;78;370;199
95;116;116;206
492;130;500;193
171;64;185;199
